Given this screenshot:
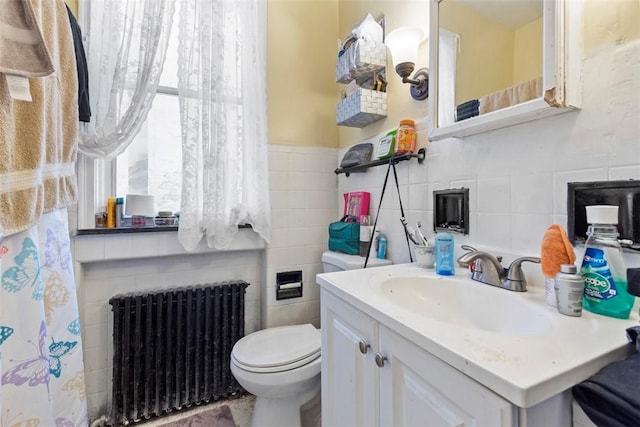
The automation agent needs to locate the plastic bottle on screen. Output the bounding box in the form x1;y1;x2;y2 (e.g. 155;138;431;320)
376;130;396;159
376;231;387;259
359;215;372;257
580;205;635;319
554;264;584;317
435;232;455;276
106;197;116;228
395;119;416;154
115;197;124;228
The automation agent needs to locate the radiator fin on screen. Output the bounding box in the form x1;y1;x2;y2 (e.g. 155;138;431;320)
109;281;248;424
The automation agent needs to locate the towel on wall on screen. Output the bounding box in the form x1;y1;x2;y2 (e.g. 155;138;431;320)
0;0;78;237
0;0;54;77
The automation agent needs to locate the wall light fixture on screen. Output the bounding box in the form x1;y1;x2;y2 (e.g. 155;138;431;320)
384;26;429;100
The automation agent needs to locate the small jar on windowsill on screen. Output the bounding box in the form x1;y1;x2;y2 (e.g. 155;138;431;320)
154;216;177;226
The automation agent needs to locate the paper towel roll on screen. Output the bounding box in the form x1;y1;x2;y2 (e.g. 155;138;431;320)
125;194;155;216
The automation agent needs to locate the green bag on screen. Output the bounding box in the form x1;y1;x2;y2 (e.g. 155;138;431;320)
328;215;360;255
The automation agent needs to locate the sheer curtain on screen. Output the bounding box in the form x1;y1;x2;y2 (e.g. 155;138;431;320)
78;0;175;159
438;30;460;127
177;0;271;251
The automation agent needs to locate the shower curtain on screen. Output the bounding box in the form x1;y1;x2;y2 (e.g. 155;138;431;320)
0;209;87;426
1;0;86;423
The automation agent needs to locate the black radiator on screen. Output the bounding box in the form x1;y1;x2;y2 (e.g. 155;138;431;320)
108;281;249;425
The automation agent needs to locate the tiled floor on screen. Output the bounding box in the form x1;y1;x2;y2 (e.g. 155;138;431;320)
139;394;255;427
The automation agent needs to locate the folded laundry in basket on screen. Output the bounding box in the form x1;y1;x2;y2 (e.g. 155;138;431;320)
572;350;640;427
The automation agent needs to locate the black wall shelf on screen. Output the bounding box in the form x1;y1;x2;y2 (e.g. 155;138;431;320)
335;148;425;177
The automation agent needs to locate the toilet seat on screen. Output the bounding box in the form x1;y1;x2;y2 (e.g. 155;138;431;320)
232;324;320;373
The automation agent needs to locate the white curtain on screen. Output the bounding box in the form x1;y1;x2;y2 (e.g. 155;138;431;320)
438;30;459;127
78;0;175;159
177;0;271;250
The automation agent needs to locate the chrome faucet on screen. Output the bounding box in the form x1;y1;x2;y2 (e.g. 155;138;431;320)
457;249;541;292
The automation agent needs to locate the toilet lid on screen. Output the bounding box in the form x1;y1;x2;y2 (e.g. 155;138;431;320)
232;324;320;370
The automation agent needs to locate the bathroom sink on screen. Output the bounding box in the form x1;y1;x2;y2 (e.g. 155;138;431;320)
373;275;555;335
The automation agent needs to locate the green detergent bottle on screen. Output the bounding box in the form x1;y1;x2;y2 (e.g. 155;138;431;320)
580;206;635;319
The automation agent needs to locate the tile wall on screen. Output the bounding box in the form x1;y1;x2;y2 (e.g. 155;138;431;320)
74;234;264;417
264;145;339;329
339;39;640;285
73;145;339;419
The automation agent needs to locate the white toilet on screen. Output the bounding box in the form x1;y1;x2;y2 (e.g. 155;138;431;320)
230;251;392;427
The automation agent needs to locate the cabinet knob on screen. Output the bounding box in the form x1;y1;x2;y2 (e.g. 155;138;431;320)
358;340;370;354
374;352;387;368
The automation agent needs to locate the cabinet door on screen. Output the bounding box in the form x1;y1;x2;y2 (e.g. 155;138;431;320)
321;290;379;427
378;325;515;427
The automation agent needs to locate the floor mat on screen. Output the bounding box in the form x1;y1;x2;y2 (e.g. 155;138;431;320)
158;404;236;427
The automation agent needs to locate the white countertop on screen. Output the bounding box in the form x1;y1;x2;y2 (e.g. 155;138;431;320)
317;263;639;408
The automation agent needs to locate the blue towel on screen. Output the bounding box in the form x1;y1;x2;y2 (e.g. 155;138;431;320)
572;349;640;427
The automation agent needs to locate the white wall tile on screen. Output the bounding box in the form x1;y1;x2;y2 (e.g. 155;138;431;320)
476;214;511;248
269;171;289;190
83;346;107;373
268;150;290;171
103;234;133;259
553;169;608;215
477;177;510;213
511;173;553;214
288;172;308;191
609;165;640;180
73;236;105;262
510;214;553;253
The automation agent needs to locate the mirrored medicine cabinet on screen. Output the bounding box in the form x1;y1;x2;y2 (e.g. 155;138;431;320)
428;0;583;140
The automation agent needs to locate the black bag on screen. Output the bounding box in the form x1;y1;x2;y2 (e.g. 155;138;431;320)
328;215;360;255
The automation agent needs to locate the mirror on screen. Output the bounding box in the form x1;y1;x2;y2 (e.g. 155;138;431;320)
428;0;582;140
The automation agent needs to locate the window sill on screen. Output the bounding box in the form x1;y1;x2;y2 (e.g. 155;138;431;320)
75;226;179;235
72;225;264;263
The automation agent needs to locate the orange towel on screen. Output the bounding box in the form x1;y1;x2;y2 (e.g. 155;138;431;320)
541;224;576;278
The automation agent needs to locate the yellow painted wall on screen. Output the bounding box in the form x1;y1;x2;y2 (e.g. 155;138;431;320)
267;0;339;148
440;1;514;105
67;0;78;16
336;1;428;148
584;0;640;54
69;0;640;151
513;18;542;85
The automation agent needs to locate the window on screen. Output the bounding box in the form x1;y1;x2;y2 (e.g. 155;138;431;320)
115;7;182;214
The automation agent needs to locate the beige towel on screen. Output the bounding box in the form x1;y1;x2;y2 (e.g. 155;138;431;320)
0;0;78;237
0;0;54;77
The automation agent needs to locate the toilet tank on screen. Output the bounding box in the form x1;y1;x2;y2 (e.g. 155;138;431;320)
322;250;392;272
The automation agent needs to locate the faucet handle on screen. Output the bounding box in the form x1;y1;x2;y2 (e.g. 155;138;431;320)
457;245;477;267
505;257;541;291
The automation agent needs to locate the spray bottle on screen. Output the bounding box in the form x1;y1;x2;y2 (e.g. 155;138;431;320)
374;230;387;259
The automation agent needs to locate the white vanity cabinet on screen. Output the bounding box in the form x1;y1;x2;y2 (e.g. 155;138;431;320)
321;290;378;426
321;289;514;427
